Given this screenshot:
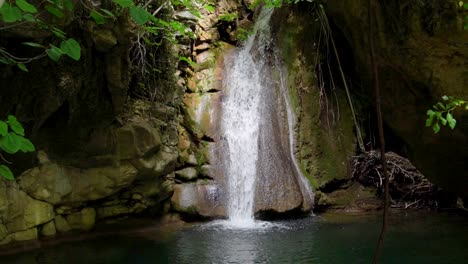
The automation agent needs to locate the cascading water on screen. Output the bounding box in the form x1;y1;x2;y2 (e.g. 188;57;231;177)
221;8;313;227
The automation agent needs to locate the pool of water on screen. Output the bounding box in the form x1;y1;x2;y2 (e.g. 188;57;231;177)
1;211;467;264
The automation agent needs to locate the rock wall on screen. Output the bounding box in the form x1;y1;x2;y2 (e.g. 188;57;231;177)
269;5;380;212
0;0;181;245
325;0;468;199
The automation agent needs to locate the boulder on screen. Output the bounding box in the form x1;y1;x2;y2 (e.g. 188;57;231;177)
0;228;38;245
1;183;55;233
171;182;225;218
132;146;178;178
54;215;71;233
116;122;162;160
66;208;96;231
175;167;198;181
40;221;57;236
19;162;138;204
183;92;222;140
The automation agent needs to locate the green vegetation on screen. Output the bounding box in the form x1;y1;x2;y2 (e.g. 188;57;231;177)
0;116;35;180
0;0;214;70
426;96;467;133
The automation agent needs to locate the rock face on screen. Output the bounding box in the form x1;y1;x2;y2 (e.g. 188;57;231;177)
325;0;468;198
171;183;225;218
270;6;359;210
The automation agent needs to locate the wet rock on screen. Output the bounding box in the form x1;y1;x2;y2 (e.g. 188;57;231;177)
0;228;38;245
96;205;133;219
132;146;178;178
19;162;138;204
2;183;55;233
175;10;199;24
117;122;162;160
175;167;198;181
171;182;225;218
66;208;96;231
183;92;222;140
92;29;118;52
54;215;71;233
40;221;57;236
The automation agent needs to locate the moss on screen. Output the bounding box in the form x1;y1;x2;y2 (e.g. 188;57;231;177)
273;6;357;190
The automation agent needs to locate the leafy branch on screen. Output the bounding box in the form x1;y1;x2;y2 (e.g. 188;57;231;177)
426;96;467;133
0;116;35;180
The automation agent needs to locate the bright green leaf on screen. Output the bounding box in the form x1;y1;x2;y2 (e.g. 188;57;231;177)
19;137;35;152
22;42;44;48
7;115;25;136
17;63;28;72
0;132;22;154
0;165;14;181
112;0;133;8
129;6;151;25
440;116;447;126
60;38;81;60
0;121;7;136
447;112;457;130
0;4;23;23
433;123;440;134
16;0;37;13
205;5;215;12
100;9;115;18
442;95;449;101
46;45;63;62
52;27;67;39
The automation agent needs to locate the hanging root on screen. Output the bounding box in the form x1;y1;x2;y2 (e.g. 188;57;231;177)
352;151;442;209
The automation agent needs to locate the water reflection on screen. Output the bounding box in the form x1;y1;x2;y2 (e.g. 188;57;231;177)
1;212;467;264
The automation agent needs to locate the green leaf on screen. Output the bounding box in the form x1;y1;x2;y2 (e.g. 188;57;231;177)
425;110;435;127
60;38;81;60
442;95;449;101
22;42;44;48
22;13;35;21
63;0;74;11
112;0;133;8
7;115;25;136
433;123;440;134
16;0;37;13
90;10;105;24
436;102;446;110
447;112;457;130
464;3;468;9
129;6;151;25
0;132;22;154
440;116;447;126
459;1;464;7
0;121;7;136
100;9;115;18
205;5;215;12
52;27;67;39
0;165;14;181
45;5;64;18
17;63;28;72
46;45;63;62
0;4;23;23
19;137;35;152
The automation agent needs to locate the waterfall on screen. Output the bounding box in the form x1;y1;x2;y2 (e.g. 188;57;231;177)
222;8;313;227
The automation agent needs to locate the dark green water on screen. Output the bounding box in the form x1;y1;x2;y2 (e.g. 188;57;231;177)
1;211;466;264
